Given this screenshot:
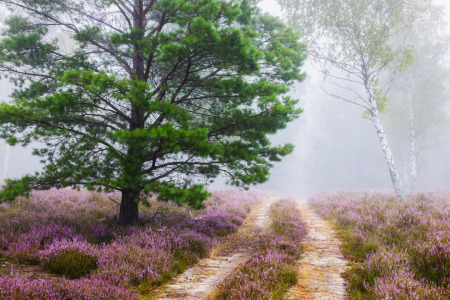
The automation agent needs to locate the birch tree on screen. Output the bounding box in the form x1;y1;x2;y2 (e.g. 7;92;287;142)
277;0;423;198
385;4;450;192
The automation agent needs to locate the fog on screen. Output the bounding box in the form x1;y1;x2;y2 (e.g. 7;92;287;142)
1;0;449;199
256;0;450;197
259;75;450;197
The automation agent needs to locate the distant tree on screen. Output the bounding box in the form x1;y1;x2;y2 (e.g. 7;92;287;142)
0;0;306;225
277;0;424;198
385;3;450;192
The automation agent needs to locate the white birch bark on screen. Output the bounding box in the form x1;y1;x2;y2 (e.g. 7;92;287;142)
408;87;417;192
368;91;406;199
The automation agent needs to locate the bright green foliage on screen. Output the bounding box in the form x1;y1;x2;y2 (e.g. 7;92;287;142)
0;0;306;224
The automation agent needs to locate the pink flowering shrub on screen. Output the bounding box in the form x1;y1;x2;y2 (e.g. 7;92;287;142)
310;191;450;299
270;199;307;250
39;238;98;279
215;199;307;299
39;238;98;263
372;270;448;300
204;190;258;219
0;188;261;298
217;250;298;299
0;276;138;300
2;222;82;264
93;226;192;286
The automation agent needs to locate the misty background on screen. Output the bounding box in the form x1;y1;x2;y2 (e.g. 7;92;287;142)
1;0;449;198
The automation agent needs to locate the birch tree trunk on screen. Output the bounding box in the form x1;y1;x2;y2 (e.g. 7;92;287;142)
369;93;406;199
408;87;417;192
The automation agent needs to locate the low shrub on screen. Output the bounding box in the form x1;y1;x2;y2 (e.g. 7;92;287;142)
372;270;448;300
216;250;298;300
0;276;138;300
0;188;262;298
39;238;98;279
310;191;450;299
171;250;199;273
180;231;212;258
3;222;81;264
346;249;410;297
339;229;379;261
214;199;307;299
44;249;97;279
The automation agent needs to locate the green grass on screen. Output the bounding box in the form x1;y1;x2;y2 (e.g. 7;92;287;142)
44;249;97;279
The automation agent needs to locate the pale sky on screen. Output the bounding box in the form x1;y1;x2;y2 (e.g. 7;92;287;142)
258;0;283;17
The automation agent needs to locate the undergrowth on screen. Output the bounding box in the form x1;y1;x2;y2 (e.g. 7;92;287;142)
0;189;262;299
214;199;307;299
44;249;98;279
310;191;450;299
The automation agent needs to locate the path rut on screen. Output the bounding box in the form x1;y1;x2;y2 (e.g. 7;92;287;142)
155;199;274;300
287;202;349;300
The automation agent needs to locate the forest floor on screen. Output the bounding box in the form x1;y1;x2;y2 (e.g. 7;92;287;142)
286;202;349;300
154;199;275;300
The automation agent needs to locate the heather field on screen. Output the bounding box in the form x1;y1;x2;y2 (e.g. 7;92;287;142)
7;186;450;300
309;191;450;299
0;188;261;299
214;199;307;299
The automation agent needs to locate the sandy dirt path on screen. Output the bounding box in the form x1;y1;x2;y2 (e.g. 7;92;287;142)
287;202;349;300
155;199;274;300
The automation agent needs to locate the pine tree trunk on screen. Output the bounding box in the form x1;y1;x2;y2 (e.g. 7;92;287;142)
408;88;417;193
2;144;9;180
119;189;139;225
117;0;145;226
369;98;406;199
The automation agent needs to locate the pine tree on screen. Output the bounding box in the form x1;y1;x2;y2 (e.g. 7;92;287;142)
0;0;306;224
